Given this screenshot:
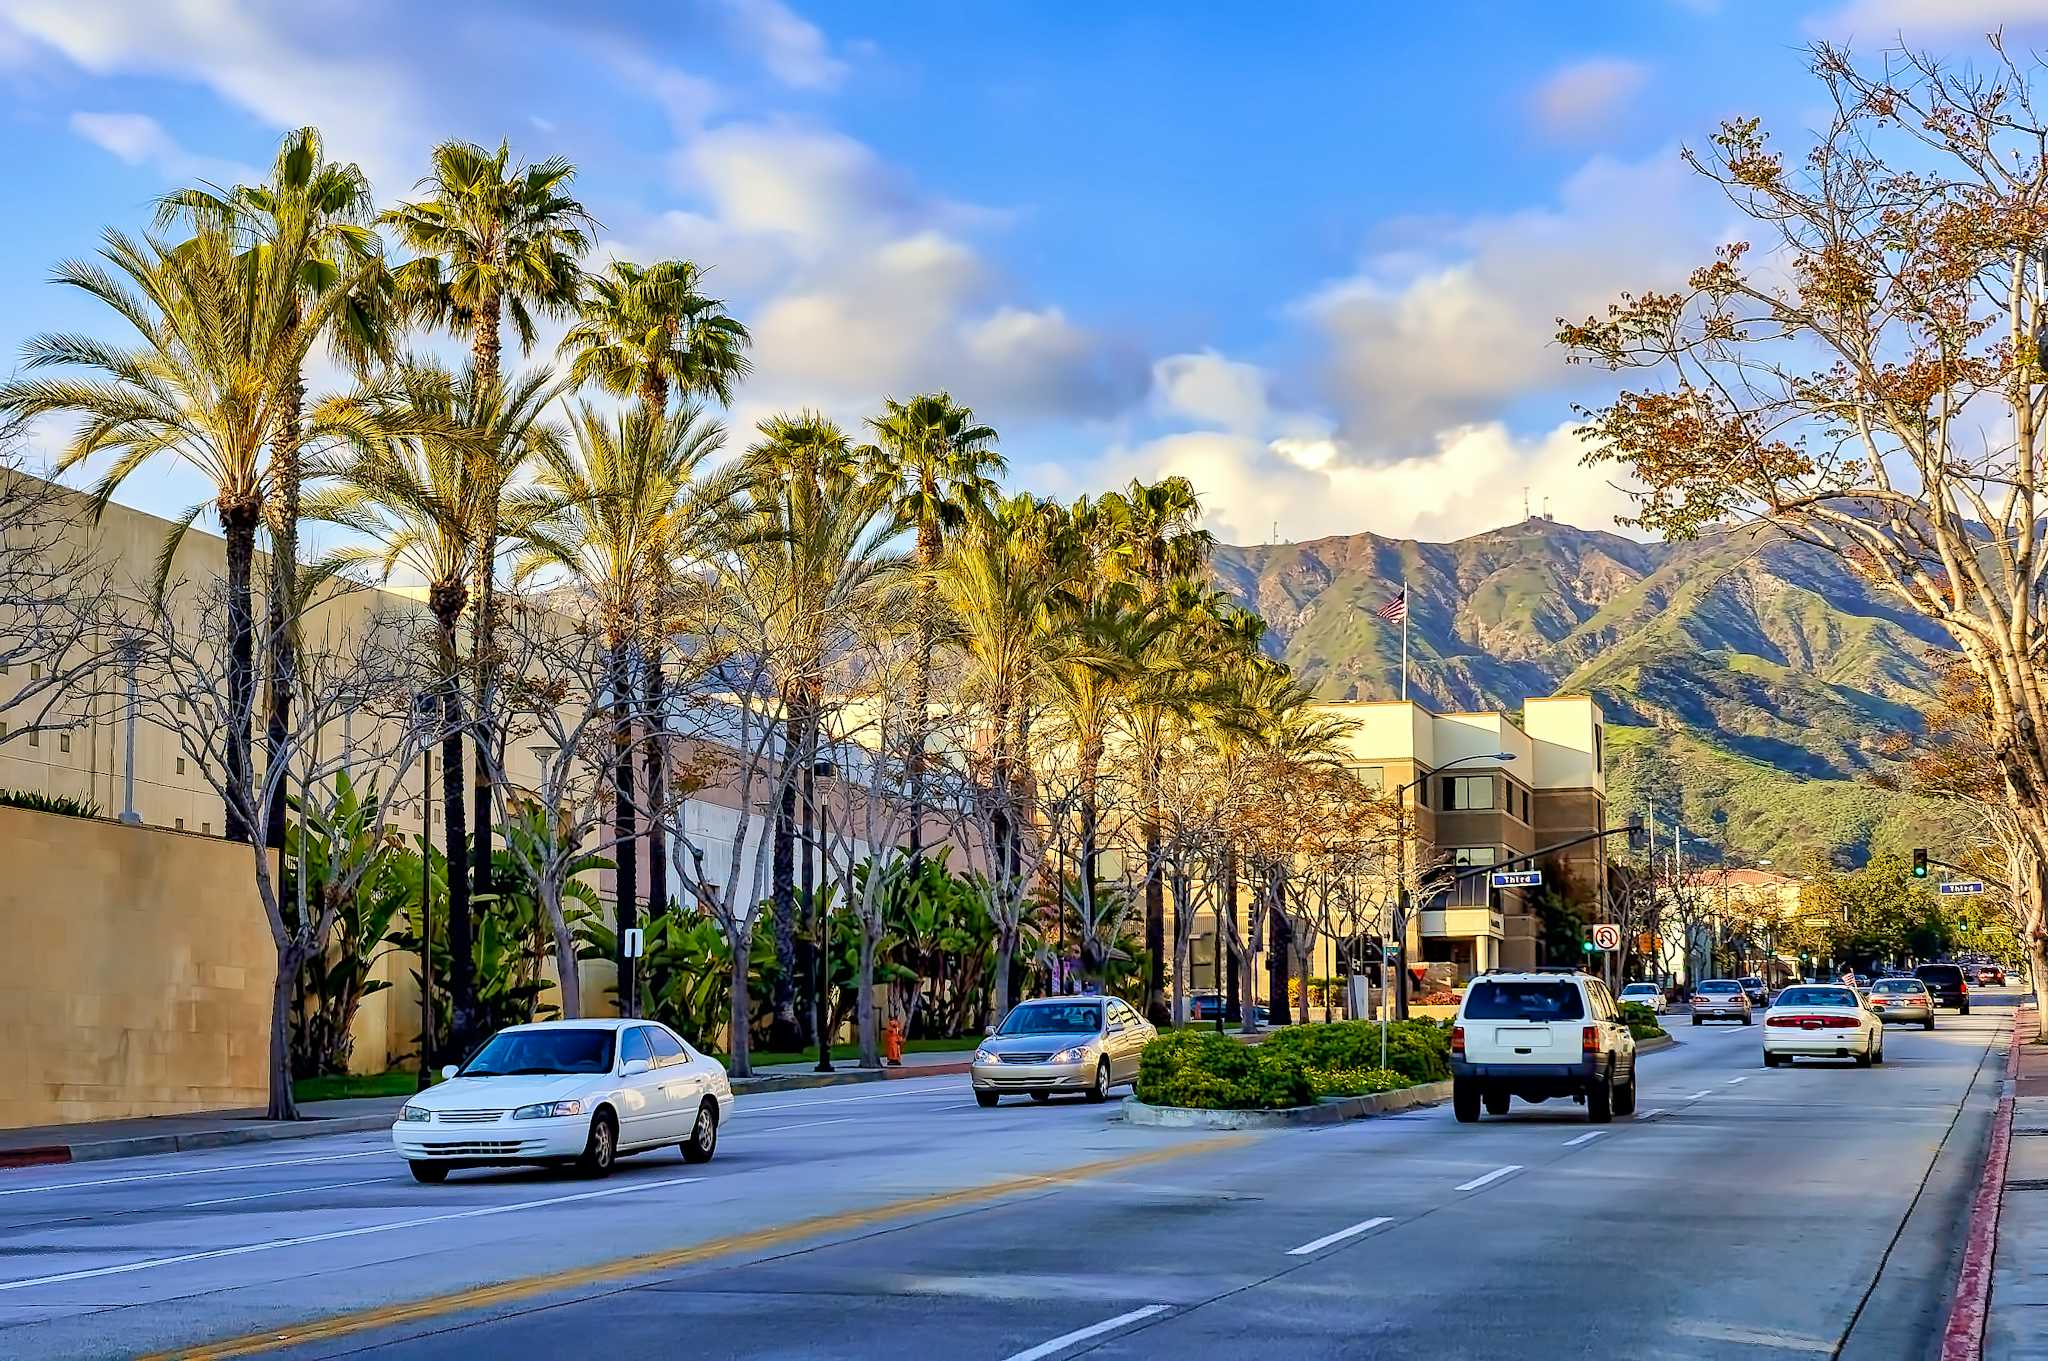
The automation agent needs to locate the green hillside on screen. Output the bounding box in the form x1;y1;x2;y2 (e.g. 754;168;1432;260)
1210;516;1961;867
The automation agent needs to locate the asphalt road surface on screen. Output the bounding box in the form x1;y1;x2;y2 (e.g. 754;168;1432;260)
0;993;2018;1360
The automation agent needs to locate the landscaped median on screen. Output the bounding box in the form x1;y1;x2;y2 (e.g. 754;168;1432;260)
1121;1020;1454;1129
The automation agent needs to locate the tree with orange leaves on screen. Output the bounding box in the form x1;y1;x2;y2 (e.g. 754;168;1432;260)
1561;38;2048;1029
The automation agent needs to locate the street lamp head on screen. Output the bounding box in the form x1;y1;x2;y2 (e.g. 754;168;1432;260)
1492;751;1515;762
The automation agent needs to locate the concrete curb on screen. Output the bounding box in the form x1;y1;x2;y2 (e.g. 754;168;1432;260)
0;1113;399;1169
1939;1005;2029;1361
729;1060;970;1095
1119;1079;1455;1130
1636;1033;1677;1054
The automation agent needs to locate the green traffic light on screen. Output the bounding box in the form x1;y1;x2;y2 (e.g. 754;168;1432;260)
1913;849;1928;878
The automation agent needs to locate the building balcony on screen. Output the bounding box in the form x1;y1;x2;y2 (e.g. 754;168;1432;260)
1419;906;1504;940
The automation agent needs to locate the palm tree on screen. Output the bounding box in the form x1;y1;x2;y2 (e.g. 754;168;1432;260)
935;493;1073;1018
157;126;391;850
864;393;1003;857
0;223;376;841
384;138;593;925
522;401;730;1017
1100;476;1213;1020
559;255;752;938
734;413;899;1051
309;359;565;1054
558;258;752;411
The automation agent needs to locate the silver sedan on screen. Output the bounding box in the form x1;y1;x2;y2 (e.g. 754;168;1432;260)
971;996;1155;1107
1866;977;1935;1029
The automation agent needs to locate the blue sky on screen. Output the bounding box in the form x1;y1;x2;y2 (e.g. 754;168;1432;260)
3;0;2044;546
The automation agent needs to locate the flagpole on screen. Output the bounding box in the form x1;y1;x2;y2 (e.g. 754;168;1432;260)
1400;589;1408;702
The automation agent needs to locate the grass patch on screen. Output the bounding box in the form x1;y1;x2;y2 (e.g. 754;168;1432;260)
292;1070;428;1103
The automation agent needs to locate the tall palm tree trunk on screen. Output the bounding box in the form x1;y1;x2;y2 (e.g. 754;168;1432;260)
469;540;498;937
472;287;502;389
769;699;803;1049
220;500;262;844
430;604;474;1058
643;648;668;929
263;376;305;851
609;641;639;1017
907;521;939;858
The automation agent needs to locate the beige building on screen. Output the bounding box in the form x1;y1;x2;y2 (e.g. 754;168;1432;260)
1321;696;1611;977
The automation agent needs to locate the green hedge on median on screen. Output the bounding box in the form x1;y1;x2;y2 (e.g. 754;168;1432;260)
1134;1020;1451;1111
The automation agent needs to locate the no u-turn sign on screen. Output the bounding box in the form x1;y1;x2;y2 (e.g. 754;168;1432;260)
1590;924;1622;952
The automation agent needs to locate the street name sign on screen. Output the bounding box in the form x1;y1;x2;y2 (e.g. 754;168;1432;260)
1490;870;1543;888
1938;880;1986;896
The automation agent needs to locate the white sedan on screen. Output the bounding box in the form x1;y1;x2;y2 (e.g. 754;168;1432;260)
1762;984;1884;1068
1617;982;1667;1014
392;1019;733;1183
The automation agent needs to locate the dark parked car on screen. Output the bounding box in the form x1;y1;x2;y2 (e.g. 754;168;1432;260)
1914;963;1970;1014
1187;993;1268;1024
1739;975;1769;1007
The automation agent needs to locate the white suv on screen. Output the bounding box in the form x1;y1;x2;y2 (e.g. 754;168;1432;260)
1451;970;1637;1123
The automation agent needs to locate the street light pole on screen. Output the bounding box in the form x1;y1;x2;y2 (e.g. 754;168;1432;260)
118;636;141;826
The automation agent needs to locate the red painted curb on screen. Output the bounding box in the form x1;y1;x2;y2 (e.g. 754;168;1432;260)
883;1061;969;1079
0;1146;72;1169
1939;1006;2031;1361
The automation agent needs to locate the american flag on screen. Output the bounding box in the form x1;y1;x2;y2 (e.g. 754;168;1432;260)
1376;591;1408;624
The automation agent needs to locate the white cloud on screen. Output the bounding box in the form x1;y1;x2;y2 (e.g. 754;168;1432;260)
1810;0;2048;36
1299;148;1716;454
710;0;849;90
7;1;424;187
1531;58;1649;138
68;111;256;186
1108;421;1642;546
1151;351;1271;434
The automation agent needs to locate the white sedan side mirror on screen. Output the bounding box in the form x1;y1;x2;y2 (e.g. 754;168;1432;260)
440;1064;458;1081
621;1058;652;1077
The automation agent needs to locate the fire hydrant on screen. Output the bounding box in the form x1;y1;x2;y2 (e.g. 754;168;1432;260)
883;1017;905;1067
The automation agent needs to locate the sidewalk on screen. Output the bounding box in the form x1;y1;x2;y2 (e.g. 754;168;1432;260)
0;1095;407;1168
1988;1007;2048;1360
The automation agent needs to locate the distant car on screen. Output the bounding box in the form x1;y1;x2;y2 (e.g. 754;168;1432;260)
1914;963;1971;1014
1763;984;1884;1067
392;1020;732;1183
1451;970;1636;1123
1976;964;2007;986
1739;976;1769;1007
972;996;1155;1106
1186;992;1268;1024
1866;977;1935;1029
1617;982;1667;1014
1690;979;1753;1025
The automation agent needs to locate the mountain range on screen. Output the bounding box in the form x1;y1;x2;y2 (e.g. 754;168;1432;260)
1208;517;1972;868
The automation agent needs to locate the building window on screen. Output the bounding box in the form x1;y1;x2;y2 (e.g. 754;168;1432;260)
27;730;37;748
1355;764;1385;791
201;821;210;835
175;818;185;831
27;663;39;682
176;757;186;775
58;733;69;753
1594;724;1604;774
1452;846;1497;868
1444;775;1494;810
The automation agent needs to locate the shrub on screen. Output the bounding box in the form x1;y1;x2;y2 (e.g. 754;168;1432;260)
1263;1019;1451;1085
0;788;101;819
1307;1066;1410;1098
1415;989;1461;1006
1629;1021;1667;1041
1135;1030;1314;1110
1618;1001;1660;1028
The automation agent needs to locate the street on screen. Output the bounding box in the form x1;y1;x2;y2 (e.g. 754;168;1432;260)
0;996;2017;1361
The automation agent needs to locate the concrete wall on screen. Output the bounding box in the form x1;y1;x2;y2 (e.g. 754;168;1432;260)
0;805;275;1129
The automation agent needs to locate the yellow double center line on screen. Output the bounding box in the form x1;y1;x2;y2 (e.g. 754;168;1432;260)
148;1135;1249;1360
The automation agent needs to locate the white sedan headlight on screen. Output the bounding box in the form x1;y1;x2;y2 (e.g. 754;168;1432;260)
511;1100;585;1119
974;1048;996;1064
399;1105;432;1123
1050;1045;1089;1064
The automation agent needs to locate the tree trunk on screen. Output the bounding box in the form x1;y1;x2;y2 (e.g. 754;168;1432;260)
857;929;879;1068
908;521;939;859
644;649;668;930
610;643;638;1018
470;535;498;944
769;715;801;1049
472;287;502;389
546;883;581;1020
1267;871;1292;1026
263;374;304;852
993;926;1015;1024
1144;819;1165;1023
267;944;299;1120
727;927;754;1078
439;674;473;1054
221;503;261;844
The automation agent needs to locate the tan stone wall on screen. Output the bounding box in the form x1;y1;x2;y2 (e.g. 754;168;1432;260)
0;804;275;1128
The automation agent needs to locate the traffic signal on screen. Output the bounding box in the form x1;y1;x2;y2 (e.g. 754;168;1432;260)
1912;849;1928;878
1581;939;1595;953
